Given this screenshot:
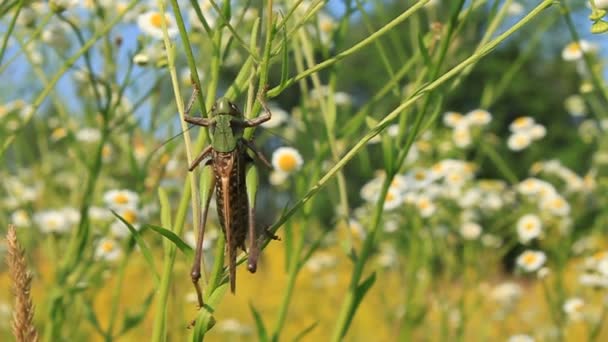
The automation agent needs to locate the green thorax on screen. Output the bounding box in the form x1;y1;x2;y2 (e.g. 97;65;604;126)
211;98;244;153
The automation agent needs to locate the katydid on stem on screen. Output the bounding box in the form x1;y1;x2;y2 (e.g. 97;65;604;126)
184;84;279;307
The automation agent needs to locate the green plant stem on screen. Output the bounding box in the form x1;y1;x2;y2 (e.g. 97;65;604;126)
267;0;431;97
0;0;23;65
266;0;554;241
2;0;136;160
560;2;608;105
170;0;207;115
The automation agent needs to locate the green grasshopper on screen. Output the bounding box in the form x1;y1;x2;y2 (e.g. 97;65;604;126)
184;85;277;306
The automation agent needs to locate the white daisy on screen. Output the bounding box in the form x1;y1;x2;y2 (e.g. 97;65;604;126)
137;11;178;39
517;250;546;272
517;214;542;244
460;222;482;240
452;126;472;148
34;210;71;234
271;147;303;174
415;195;436;218
507;131;532;151
76;127;101;143
540;194;570;216
562;41;596;61
465;109;492;126
94;237;122;261
11;209;30;228
443;111;466;128
103;189;139;209
509;116;535;132
563;297;584;321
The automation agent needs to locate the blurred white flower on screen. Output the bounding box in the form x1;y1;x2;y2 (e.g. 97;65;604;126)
271;147;303;174
34;210;72;234
517;250;546;272
89;206;112;221
95;238;122;261
460;222;482;240
137;11;178;39
306;252;337;273
465;109;492;126
443;111;466;128
110;206;141;238
11;209;30;228
509;116;535;132
383;188;404;211
415;195;436;218
562;40;596;61
76;127;101;143
452;126;472;148
491;282;522;304
506;2;525;16
103;189;139;209
517;214;542;244
564;94;587;117
563;297;584;321
217;318;252;335
507;131;532;151
540;194;570;217
508;335;534;342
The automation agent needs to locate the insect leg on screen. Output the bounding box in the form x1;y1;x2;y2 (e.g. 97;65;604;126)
245;165;260;273
184;85;199;118
191;163;215;308
242;86;272;127
241;138;271;169
184;115;214;127
189;145;213;171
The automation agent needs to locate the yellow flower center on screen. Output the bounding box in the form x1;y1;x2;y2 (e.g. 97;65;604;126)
567;42;581;53
150;13;164;29
278;154;297;172
551;199;564;208
52;127;67;140
415;172;426;181
123;209;137;223
48;218;58;229
102;145;112;158
114;193;129;205
101;241;115;253
319;20;334;33
524;222;535;231
116;3;127;14
385;192;395;202
513;117;530;127
522;253;537;265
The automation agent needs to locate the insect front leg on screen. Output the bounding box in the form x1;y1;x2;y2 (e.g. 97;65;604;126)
189;145;213;171
242;86;272;127
245;165;260;273
190;163;215;308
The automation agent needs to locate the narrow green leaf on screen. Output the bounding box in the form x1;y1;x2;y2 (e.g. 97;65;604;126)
158;187;172;229
279;16;289;89
118;291;155;336
417;33;432;68
112;211;160;285
292;321;318;342
249;302;269;342
82;299;105;336
144;224;194;258
339;273;377;340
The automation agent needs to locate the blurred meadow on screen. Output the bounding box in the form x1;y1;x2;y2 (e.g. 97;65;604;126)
2;0;608;341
